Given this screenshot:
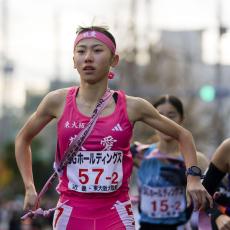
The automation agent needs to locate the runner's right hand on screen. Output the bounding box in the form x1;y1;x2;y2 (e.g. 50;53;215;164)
24;186;37;211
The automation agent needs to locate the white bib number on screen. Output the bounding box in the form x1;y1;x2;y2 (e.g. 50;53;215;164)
67;151;123;193
140;185;186;218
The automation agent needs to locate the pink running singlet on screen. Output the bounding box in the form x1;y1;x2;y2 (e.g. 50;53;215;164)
53;87;135;230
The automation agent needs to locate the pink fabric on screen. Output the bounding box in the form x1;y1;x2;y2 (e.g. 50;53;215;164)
54;87;135;229
53;198;135;230
56;87;133;202
198;211;212;230
74;30;116;54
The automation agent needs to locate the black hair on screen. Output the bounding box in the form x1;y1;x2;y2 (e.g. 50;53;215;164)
76;26;116;48
153;95;184;119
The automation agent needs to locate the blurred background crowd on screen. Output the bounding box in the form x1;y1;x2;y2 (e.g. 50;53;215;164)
1;0;230;229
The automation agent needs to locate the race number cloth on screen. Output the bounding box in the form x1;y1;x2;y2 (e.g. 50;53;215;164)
67;150;123;193
140;185;186;218
138;146;189;225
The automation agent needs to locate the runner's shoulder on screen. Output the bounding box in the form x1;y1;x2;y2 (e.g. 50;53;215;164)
216;138;230;158
125;95;159;123
222;138;230;150
37;88;69;117
211;138;230;172
43;88;69;107
125;95;151;110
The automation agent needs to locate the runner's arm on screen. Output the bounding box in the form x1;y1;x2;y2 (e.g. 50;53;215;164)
127;96;213;210
15;91;60;210
128;97;199;169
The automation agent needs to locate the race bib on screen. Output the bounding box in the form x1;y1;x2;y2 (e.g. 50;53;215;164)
140;185;186;218
67;151;123;193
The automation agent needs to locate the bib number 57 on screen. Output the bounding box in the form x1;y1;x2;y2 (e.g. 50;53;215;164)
79;168;118;185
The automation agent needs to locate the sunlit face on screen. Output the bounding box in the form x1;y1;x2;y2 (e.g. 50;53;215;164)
156;102;183;141
73;38;118;84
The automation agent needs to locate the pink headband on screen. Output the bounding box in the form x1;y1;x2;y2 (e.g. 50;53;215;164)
74;30;116;54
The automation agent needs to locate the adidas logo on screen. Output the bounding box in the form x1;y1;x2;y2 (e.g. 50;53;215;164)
112;123;123;131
